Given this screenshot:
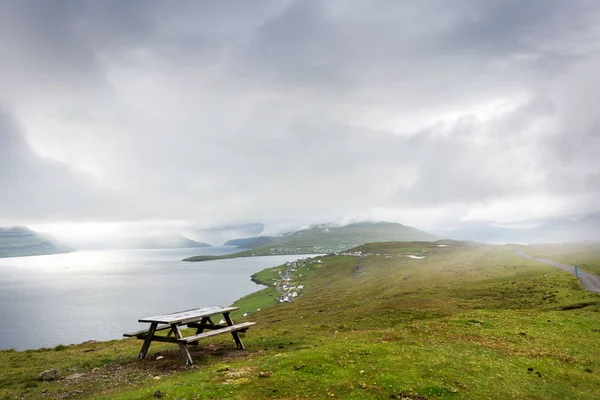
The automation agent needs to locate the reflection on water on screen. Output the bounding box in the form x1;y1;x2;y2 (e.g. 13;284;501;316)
0;248;318;350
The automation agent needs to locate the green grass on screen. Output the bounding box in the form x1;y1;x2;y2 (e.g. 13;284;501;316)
523;242;600;276
2;242;600;399
182;222;445;262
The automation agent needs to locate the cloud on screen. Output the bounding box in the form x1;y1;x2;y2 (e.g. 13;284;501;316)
1;0;600;235
0;108;127;223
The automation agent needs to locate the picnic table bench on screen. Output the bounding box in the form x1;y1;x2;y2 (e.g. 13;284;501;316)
123;306;255;365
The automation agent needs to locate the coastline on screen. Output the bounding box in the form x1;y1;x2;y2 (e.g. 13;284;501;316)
0;253;322;352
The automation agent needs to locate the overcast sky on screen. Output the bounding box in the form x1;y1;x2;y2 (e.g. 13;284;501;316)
1;0;600;243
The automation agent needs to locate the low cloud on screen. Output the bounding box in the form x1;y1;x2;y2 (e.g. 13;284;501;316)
1;0;600;237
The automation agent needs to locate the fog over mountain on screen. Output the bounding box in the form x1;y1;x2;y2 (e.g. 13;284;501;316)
1;1;600;243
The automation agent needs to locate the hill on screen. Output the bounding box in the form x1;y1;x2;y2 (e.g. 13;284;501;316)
223;236;276;248
121;234;211;249
4;241;600;398
0;226;71;258
189;221;441;262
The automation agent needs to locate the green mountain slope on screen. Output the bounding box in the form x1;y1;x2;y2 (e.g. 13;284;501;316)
187;221;441;261
0;227;71;258
5;242;600;399
224;221;440;250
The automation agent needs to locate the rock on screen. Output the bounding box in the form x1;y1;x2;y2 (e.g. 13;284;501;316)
258;371;272;378
153;376;161;380
65;372;85;381
154;390;164;398
156;356;164;360
38;369;57;381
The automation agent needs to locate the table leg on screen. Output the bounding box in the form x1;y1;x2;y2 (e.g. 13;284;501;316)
139;322;157;360
223;312;245;350
195;317;209;334
172;324;194;366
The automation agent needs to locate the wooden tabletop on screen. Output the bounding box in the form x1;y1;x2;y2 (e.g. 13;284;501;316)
139;306;239;325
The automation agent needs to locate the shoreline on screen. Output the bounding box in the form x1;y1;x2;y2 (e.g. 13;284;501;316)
1;253;322;353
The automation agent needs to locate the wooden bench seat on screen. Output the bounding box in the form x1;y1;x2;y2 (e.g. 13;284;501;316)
177;322;256;344
123;324;172;338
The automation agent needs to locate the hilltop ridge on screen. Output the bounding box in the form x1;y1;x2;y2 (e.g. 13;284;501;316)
186;221;441;261
0;226;71;258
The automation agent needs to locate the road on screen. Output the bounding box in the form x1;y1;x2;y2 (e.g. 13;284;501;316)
517;250;600;294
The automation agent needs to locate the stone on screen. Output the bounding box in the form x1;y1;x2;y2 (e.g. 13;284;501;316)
38;369;57;381
154;390;164;398
65;373;85;381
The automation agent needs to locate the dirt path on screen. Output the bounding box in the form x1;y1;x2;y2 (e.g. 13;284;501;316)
517;249;600;294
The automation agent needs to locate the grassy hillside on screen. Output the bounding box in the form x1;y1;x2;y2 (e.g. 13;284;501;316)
521;242;600;275
0;227;71;258
185;222;441;261
3;241;600;399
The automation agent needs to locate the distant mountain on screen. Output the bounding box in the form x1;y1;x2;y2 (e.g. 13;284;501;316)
440;214;600;244
193;223;266;246
121;234;211;249
0;227;71;258
223;221;441;251
223;236;281;248
186;221;442;261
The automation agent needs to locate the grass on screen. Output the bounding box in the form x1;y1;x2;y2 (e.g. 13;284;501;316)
522;242;600;276
182;247;322;262
2;241;600;399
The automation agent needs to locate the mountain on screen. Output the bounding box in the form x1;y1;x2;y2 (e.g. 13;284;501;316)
186;221;442;261
224;221;441;251
193;223;266;247
0;227;71;258
440;214;600;244
121;234;211;249
223;236;280;248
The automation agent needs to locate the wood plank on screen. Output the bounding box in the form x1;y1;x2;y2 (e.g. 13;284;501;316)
186;323;228;330
123;324;172;337
138;335;180;344
139;306;239;325
139;323;157;360
172;324;194;366
177;322;256;344
222;312;246;350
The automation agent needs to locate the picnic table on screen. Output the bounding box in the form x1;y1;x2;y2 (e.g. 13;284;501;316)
123;306;255;365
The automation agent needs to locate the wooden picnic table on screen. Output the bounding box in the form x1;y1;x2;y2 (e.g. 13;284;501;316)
123;306;255;365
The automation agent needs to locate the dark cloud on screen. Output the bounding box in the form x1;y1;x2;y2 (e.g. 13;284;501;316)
0;0;599;237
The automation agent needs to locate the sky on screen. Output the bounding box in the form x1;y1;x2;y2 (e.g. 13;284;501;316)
1;0;600;245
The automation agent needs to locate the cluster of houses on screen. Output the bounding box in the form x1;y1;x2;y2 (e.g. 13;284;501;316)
267;245;336;255
337;251;375;257
275;259;309;303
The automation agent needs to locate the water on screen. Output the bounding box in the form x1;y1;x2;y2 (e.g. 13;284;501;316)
0;248;318;350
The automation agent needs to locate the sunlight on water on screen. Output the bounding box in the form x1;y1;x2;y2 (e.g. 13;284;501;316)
0;248;319;350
